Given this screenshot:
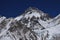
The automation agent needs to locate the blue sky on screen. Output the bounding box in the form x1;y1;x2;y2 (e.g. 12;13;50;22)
0;0;60;18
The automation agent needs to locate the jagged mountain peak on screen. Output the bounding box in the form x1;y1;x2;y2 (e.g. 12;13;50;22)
15;7;50;21
25;7;43;13
0;7;60;40
24;7;46;16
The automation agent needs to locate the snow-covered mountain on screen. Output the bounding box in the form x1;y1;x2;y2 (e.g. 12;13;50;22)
0;7;60;40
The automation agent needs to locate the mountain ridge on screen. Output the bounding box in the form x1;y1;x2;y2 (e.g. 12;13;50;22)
0;7;60;40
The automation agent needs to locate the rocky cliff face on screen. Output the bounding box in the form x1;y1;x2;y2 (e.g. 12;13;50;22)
0;7;60;40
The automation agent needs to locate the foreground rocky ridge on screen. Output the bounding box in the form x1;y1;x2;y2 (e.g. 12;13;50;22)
0;7;60;40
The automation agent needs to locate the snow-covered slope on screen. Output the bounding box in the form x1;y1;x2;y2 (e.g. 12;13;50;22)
0;7;60;40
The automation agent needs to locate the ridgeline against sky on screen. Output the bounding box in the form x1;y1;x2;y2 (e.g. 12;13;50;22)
0;0;60;18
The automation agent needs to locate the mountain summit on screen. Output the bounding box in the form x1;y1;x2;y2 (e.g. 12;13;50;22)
15;7;50;21
0;7;60;40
